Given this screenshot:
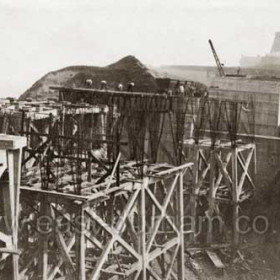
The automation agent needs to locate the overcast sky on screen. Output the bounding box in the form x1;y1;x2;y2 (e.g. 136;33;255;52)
1;0;280;98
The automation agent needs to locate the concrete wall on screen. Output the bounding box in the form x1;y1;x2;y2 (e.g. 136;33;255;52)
158;65;280;85
210;77;280;137
209;77;280;189
254;136;280;189
210;77;280;95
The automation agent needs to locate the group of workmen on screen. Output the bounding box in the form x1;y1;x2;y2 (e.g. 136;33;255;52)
85;79;135;92
84;79;208;97
170;80;208;98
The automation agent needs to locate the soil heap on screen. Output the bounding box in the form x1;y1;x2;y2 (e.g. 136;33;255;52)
19;56;159;100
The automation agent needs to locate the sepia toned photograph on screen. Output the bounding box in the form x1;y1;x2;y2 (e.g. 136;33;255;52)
0;0;280;279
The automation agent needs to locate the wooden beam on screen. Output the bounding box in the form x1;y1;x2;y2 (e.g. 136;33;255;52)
237;147;255;192
232;148;239;246
75;205;86;280
177;171;185;280
141;178;148;280
207;150;216;244
190;144;199;243
214;153;233;188
146;174;179;252
47;236;75;280
38;197;49;280
206;250;225;269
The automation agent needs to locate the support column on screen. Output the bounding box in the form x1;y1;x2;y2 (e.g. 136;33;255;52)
75;202;86;280
38;196;49;280
231;147;239;246
207;149;216;244
0;135;26;280
177;171;185;280
140;178;147;280
190;144;199;243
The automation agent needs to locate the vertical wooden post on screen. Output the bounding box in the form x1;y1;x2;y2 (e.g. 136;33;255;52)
100;113;106;142
116;131;120;186
7;150;21;280
100;112;107;155
38;196;49;280
177;171;185;280
253;145;257;179
140;178;147;280
87;151;92;182
20;110;26;170
150;182;156;229
232;147;239;246
0;135;26;280
207;149;216;244
190;144;199;243
75;203;86;280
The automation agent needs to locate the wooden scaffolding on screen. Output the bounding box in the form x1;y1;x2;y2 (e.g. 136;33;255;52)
19;162;192;280
0;134;26;280
0;87;257;279
185;138;256;246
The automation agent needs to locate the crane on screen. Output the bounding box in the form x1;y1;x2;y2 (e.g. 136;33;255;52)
208;39;225;77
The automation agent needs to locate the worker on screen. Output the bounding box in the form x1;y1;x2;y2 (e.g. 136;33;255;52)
117;83;123;91
190;83;196;97
179;83;185;94
127;82;135;92
174;80;180;94
100;80;107;90
85;79;93;88
184;82;191;97
167;89;173;96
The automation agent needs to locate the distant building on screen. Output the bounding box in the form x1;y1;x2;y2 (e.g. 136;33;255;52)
240;32;280;68
240;55;262;67
270;32;280;53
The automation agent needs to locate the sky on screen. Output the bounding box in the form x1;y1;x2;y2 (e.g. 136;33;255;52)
1;0;280;98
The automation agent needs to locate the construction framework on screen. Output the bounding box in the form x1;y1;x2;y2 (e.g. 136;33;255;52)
19;161;192;280
0;134;26;280
186;139;256;245
0;86;256;279
186;96;256;246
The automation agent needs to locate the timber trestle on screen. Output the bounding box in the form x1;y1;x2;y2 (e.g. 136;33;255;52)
185;138;256;246
0;86;257;279
20;162;192;280
0;134;26;280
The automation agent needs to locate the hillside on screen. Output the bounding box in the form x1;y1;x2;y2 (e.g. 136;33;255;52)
19;56;159;100
20;54;280;102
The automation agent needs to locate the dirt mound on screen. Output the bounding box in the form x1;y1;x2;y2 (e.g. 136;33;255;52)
19;56;159;100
